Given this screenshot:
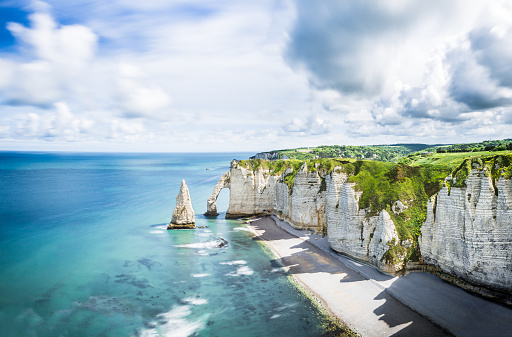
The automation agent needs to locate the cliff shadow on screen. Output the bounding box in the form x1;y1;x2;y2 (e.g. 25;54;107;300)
252;216;451;336
372;290;452;336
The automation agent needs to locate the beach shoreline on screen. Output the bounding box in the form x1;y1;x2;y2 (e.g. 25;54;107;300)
247;215;512;337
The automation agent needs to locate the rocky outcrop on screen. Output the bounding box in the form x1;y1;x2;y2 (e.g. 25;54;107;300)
168;180;195;229
204;172;231;216
250;152;289;161
225;162;278;218
208;160;404;273
275;163;326;232
326;175;402;273
420;168;512;296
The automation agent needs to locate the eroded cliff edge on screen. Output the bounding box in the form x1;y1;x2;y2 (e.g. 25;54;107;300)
420;156;512;298
207;154;512;300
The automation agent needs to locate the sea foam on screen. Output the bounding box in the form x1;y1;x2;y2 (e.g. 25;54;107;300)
138;305;207;337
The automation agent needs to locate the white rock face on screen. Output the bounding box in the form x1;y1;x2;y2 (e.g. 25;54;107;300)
326;178;402;273
205;172;230;216
226;162;277;218
369;210;402;272
169;180;195;229
211;161;403;272
420;169;512;293
274;163;326;232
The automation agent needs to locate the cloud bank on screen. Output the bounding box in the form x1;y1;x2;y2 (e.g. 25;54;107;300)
0;0;511;151
286;0;512;143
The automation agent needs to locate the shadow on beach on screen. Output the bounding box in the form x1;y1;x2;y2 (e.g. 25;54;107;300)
250;216;452;337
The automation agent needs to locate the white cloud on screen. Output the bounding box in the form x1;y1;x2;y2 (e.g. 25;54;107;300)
285;0;512;144
8;102;95;141
115;63;171;118
1;1;512;151
281;115;330;136
2;11;97;106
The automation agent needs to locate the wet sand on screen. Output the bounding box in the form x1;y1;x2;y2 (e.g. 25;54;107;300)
248;216;512;337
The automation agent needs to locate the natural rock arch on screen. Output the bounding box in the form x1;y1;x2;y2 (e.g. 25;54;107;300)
204;172;231;216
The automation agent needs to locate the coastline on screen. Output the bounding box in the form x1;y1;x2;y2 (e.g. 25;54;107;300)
247;215;512;337
246;219;355;337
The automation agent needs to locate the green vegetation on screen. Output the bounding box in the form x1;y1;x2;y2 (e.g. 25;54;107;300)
436;139;512;153
400;149;512;168
346;161;450;241
252;138;512;164
381;238;407;265
271;144;435;162
446;153;512;195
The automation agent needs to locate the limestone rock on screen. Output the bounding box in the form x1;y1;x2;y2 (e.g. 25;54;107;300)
204;172;230;216
210;161;403;273
327;180;403;273
419;169;512;295
168;180;195;229
392;200;406;214
369;210;402;273
275;162;326;232
225;160;277;218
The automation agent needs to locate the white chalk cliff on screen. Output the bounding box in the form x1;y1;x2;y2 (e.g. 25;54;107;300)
208;161;403;273
420;167;512;295
168;180;195;229
208;157;512;297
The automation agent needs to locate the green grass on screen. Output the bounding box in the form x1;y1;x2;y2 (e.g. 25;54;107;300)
403;150;511;168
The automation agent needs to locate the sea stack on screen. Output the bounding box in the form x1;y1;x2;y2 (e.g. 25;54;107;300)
168;180;195;229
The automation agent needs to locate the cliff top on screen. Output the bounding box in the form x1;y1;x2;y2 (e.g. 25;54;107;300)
251;139;512;162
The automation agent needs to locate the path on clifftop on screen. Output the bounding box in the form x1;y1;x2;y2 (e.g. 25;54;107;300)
249;216;512;337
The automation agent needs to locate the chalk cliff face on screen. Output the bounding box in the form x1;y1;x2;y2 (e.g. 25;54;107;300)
209;155;512;296
205;172;231;216
326;173;402;273
209;161;403;273
274;163;326;232
226;163;278;218
420;168;512;294
168;180;195;229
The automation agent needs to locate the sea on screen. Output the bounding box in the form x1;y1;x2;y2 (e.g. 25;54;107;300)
0;152;336;337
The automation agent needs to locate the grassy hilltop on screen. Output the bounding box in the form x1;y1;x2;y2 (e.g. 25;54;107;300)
255;139;512;163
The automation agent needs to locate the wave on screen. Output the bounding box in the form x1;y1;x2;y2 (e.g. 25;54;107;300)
182;297;208;306
150;230;165;235
191;273;211;278
174;238;228;249
220;260;246;265
137;305;207;337
226;266;254;277
233;227;252;232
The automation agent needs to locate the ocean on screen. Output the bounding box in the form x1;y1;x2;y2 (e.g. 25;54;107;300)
0;152;335;336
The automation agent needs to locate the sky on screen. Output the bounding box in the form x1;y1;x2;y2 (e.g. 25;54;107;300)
0;0;511;152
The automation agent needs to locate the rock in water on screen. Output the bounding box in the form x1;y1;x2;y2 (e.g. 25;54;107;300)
168;180;195;229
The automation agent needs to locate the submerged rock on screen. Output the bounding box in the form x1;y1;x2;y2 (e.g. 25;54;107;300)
168;180;195;229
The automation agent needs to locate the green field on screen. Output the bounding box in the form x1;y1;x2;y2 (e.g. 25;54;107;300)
402;150;512;168
254;139;512;163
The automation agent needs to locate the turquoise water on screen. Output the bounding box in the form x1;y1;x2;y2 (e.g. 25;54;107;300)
0;152;332;336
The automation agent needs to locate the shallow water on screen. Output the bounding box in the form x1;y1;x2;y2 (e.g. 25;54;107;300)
0;152;334;336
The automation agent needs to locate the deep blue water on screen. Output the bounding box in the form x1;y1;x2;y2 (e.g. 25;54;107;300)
0;152;332;336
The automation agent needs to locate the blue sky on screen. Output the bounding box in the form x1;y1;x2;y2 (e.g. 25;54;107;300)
0;0;511;152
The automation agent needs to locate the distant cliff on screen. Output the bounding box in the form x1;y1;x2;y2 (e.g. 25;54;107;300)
207;154;512;300
250;152;289;161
